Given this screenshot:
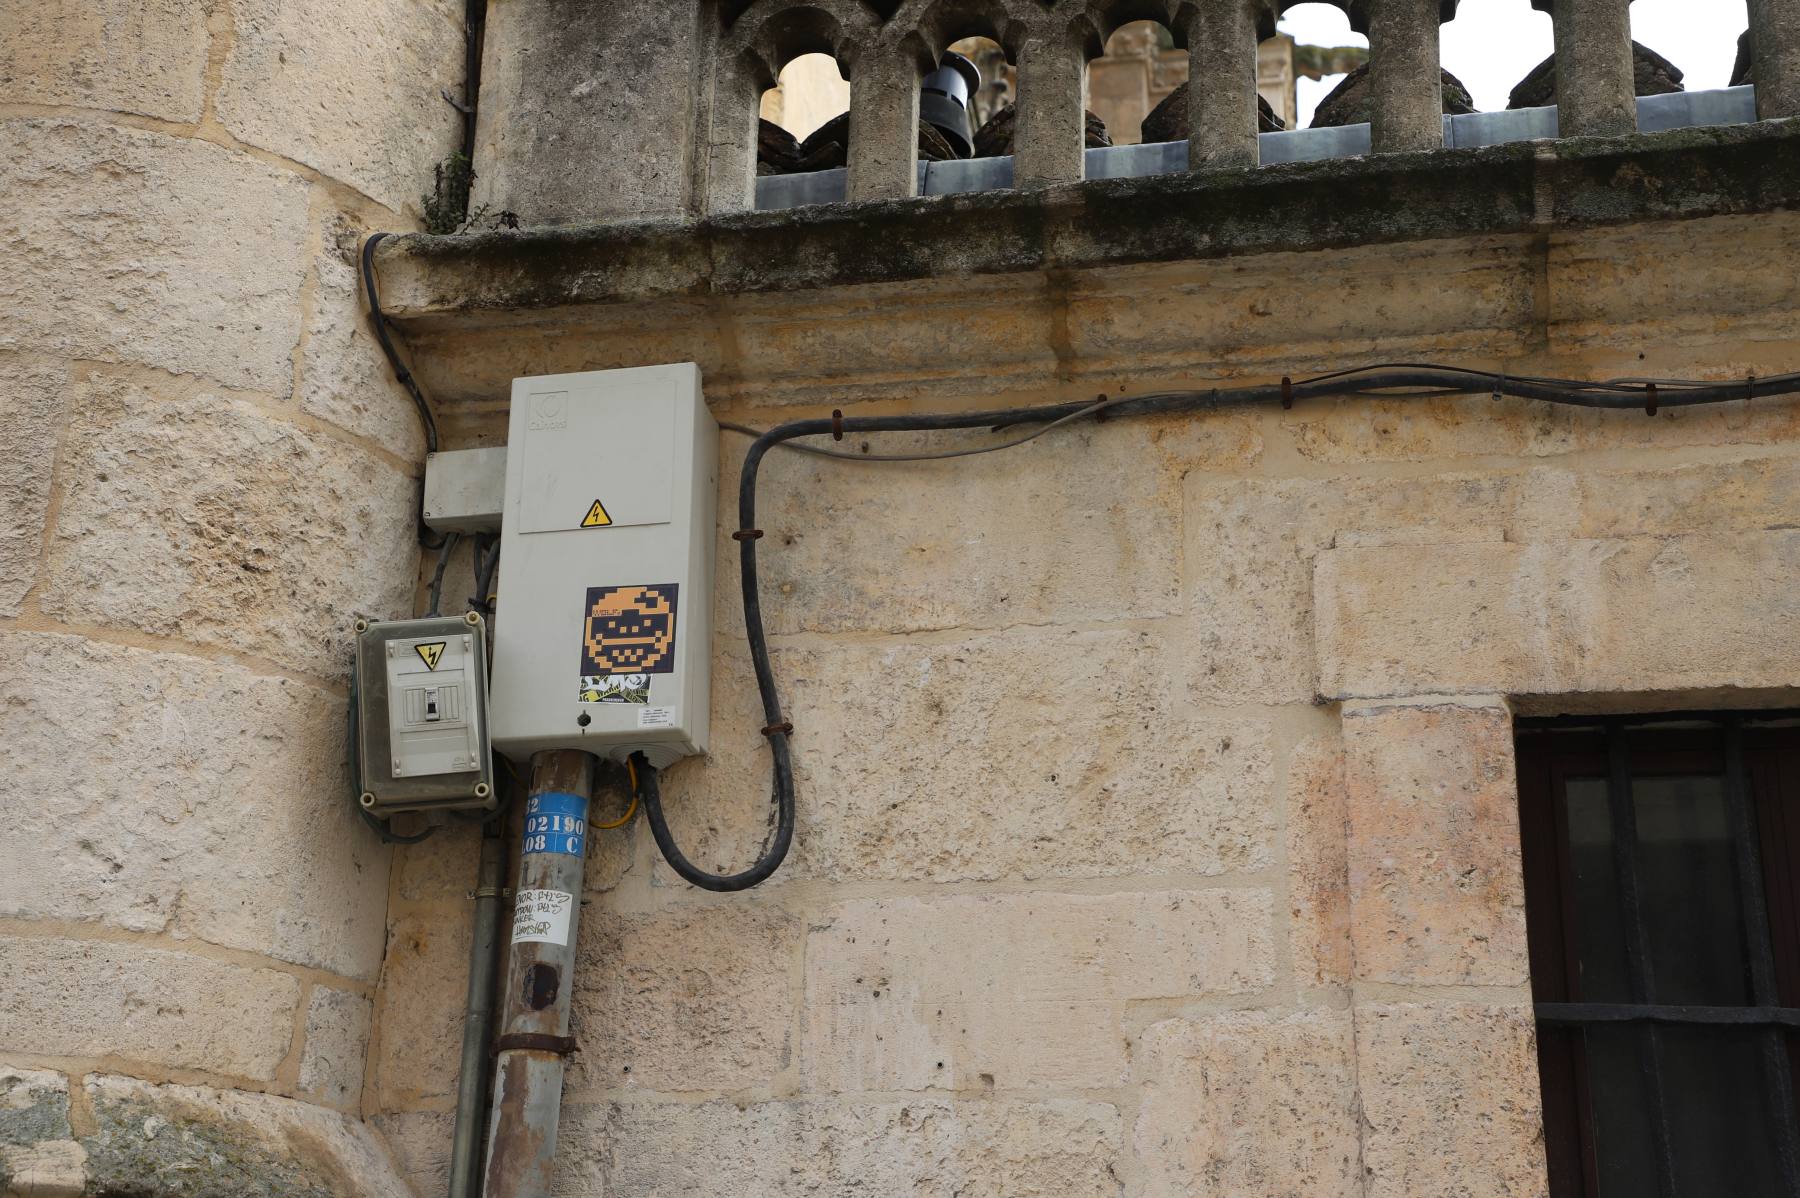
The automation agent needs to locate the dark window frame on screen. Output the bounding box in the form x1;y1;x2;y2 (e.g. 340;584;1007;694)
1516;713;1800;1198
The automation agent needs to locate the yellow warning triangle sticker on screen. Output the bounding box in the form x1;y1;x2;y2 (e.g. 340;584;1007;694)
580;499;613;528
415;642;446;670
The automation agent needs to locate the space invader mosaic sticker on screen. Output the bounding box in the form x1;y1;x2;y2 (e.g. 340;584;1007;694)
578;583;678;704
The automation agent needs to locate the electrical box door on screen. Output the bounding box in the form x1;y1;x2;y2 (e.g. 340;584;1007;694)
488;364;716;767
353;613;496;815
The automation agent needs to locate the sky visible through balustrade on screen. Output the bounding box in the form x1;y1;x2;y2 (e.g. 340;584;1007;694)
1281;0;1748;127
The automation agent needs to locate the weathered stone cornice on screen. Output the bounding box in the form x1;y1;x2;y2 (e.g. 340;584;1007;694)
377;120;1800;322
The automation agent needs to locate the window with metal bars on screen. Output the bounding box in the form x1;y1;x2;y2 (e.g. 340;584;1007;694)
1517;713;1800;1198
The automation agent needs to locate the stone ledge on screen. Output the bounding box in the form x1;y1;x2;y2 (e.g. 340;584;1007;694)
376;120;1800;320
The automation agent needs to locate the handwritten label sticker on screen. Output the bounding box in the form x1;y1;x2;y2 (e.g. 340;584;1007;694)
511;889;574;946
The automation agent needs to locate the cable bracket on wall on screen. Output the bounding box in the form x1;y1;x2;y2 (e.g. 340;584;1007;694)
494;1033;578;1056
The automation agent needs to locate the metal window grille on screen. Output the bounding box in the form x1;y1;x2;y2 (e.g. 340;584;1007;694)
1518;712;1800;1198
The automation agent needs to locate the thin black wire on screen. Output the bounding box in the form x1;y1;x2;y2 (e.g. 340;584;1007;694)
469;534;500;617
714;394;1119;462
426;532;461;618
361;232;447;550
360;233;439;455
629;366;1800;891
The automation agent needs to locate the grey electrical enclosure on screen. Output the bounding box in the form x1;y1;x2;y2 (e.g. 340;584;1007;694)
354;613;496;815
489;363;715;768
422;446;506;534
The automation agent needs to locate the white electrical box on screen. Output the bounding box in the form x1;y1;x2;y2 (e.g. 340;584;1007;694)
489;364;716;767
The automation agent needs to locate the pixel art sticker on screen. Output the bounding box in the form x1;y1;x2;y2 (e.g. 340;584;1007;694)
578;584;678;704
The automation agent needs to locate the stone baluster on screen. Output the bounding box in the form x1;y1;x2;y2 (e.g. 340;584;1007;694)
1183;0;1277;169
702;55;763;215
1545;0;1636;136
1747;0;1800;118
471;0;705;224
1013;27;1090;188
1366;0;1445;152
847;43;925;201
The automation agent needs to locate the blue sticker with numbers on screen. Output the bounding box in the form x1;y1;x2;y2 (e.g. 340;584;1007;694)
523;792;588;857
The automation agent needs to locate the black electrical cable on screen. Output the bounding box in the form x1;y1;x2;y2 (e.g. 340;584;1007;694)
361;232;448;550
633;748;791;892
469;533;500;617
426;531;461;618
360;233;440;455
630;361;1800;892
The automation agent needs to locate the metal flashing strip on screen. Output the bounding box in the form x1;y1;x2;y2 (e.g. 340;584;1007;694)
754;86;1760;211
756;166;848;209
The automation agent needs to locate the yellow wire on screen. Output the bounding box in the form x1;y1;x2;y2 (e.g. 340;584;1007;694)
591;757;639;830
592;792;638;830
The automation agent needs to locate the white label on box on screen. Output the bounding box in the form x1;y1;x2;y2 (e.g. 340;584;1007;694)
511;889;574;945
638;706;676;729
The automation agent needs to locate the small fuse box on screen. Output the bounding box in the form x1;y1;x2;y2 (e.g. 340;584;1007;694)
353;613;497;815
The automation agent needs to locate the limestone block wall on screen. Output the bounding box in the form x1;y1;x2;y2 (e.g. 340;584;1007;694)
0;0;461;1190
371;207;1800;1195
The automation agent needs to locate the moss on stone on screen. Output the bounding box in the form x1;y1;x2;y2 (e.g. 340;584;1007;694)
81;1097;343;1198
0;1075;72;1147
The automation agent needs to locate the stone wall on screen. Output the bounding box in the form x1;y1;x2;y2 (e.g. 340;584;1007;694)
9;1;1800;1194
372;200;1800;1195
0;0;461;1191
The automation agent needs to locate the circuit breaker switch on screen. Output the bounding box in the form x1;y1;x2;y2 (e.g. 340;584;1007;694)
354;614;496;815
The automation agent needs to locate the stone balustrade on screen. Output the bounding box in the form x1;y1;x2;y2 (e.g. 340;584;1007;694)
706;0;1800;211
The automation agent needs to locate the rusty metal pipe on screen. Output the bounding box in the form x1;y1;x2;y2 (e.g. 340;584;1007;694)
449;827;505;1198
481;750;595;1198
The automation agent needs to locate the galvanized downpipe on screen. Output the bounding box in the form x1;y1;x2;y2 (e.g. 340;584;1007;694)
449;827;505;1198
481;750;595;1197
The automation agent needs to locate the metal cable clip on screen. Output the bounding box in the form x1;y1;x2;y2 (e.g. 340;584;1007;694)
495;1033;578;1056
